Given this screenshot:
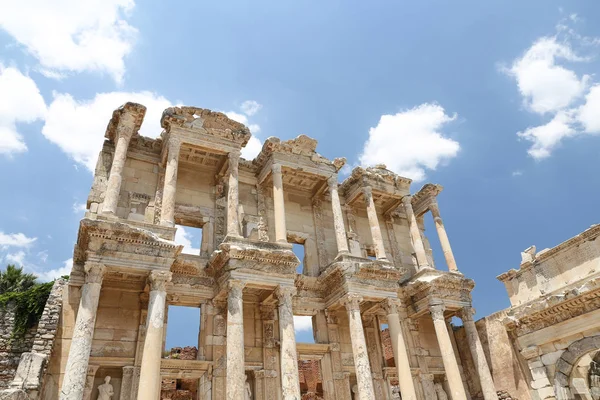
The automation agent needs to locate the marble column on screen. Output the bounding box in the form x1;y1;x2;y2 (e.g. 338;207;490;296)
137;270;172;400
272;163;287;243
227;150;242;238
382;298;417;400
362;186;387;260
103;112;136;215
342;294;375;400
120;366;135;400
226;280;246;400
59;262;105;400
430;303;467;400
160;139;181;227
402;196;430;270
328;175;349;256
429;201;458;272
461;307;497;400
275;286;301;400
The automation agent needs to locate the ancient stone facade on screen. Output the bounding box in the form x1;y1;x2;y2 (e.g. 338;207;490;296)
4;102;499;400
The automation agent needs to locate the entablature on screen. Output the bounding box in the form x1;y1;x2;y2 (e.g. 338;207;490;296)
411;183;443;217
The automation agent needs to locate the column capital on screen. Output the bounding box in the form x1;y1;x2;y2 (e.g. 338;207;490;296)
402;195;413;206
429;303;446;321
341;293;363;311
228;149;241;164
272;163;282;174
227;279;246;297
274;285;297;301
460;306;475;322
168;137;182;153
84;262;105;284
148;270;172;292
381;297;402;315
362;185;373;197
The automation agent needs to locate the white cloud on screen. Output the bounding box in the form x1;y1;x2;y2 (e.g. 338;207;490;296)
37;258;73;282
294;316;313;332
506;36;589;114
174;226;201;255
517;111;576;159
72;202;87;214
0;65;47;156
224;111;261;134
42;91;172;171
240;100;262;116
577;85;600;133
0;232;37;248
5;251;26;265
241;137;263;160
512;170;523;177
0;0;137;82
359;103;460;181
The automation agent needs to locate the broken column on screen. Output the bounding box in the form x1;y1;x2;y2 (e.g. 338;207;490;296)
160;139;182;227
342;294;375;400
402;196;430;270
461;307;497;400
382;298;417;400
362;186;387;260
276;286;301;399
59;263;105;400
429;303;467;400
328;175;349;256
227;150;241;238
226;280;246;400
429;200;458;273
137;270;172;399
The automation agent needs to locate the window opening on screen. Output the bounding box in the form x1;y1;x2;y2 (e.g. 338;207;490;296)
164;305;201;358
292;243;305;274
175;225;203;255
294;315;315;344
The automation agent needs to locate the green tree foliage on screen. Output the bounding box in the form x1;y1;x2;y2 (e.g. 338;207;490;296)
0;265;54;339
0;264;37;294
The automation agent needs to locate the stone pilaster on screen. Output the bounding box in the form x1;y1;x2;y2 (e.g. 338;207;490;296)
211;300;228;399
59;262;105;400
362;186;387;260
382;298;417;400
119;366;135;400
82;365;99;400
342;294;375;400
137;270;172;399
328;175;349;256
260;304;279;400
275;286;301;400
402;196;430;270
160;139;181;227
461;307;497;400
429;201;458;273
430;303;467;400
363;315;387;399
103;112;136;215
226;280;246;400
227;150;242;238
272;163;287;243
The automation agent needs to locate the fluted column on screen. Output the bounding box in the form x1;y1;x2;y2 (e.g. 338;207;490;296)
160;139;182;227
342;294;375;400
382;298;417;400
272;163;287;243
60;263;105;400
429;200;458;272
402;196;430;270
328;175;349;256
137;270;172;400
226;280;246;400
275;286;301;400
430;303;467;400
362;186;386;260
461;307;497;400
227;150;242;238
103;113;136;215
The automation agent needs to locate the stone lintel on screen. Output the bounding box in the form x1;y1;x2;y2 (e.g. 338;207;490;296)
410;183;443;217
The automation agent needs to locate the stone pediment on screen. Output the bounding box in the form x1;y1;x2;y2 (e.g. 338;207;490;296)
160;106;251;147
254;134;346;171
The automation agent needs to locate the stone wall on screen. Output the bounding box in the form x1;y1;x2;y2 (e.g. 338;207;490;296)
0;278;66;389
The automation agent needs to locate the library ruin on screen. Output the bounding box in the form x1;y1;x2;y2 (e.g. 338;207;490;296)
1;102;600;400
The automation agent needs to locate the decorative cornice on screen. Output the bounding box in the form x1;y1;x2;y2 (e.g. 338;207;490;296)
104;102;146;143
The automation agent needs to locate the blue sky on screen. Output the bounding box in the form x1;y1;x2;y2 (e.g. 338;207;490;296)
1;1;600;347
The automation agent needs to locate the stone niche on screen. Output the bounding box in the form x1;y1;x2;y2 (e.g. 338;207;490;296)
90;367;122;400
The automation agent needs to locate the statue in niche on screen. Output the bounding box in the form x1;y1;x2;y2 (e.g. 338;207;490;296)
590;358;600;400
434;383;448;400
245;375;252;400
97;376;114;400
